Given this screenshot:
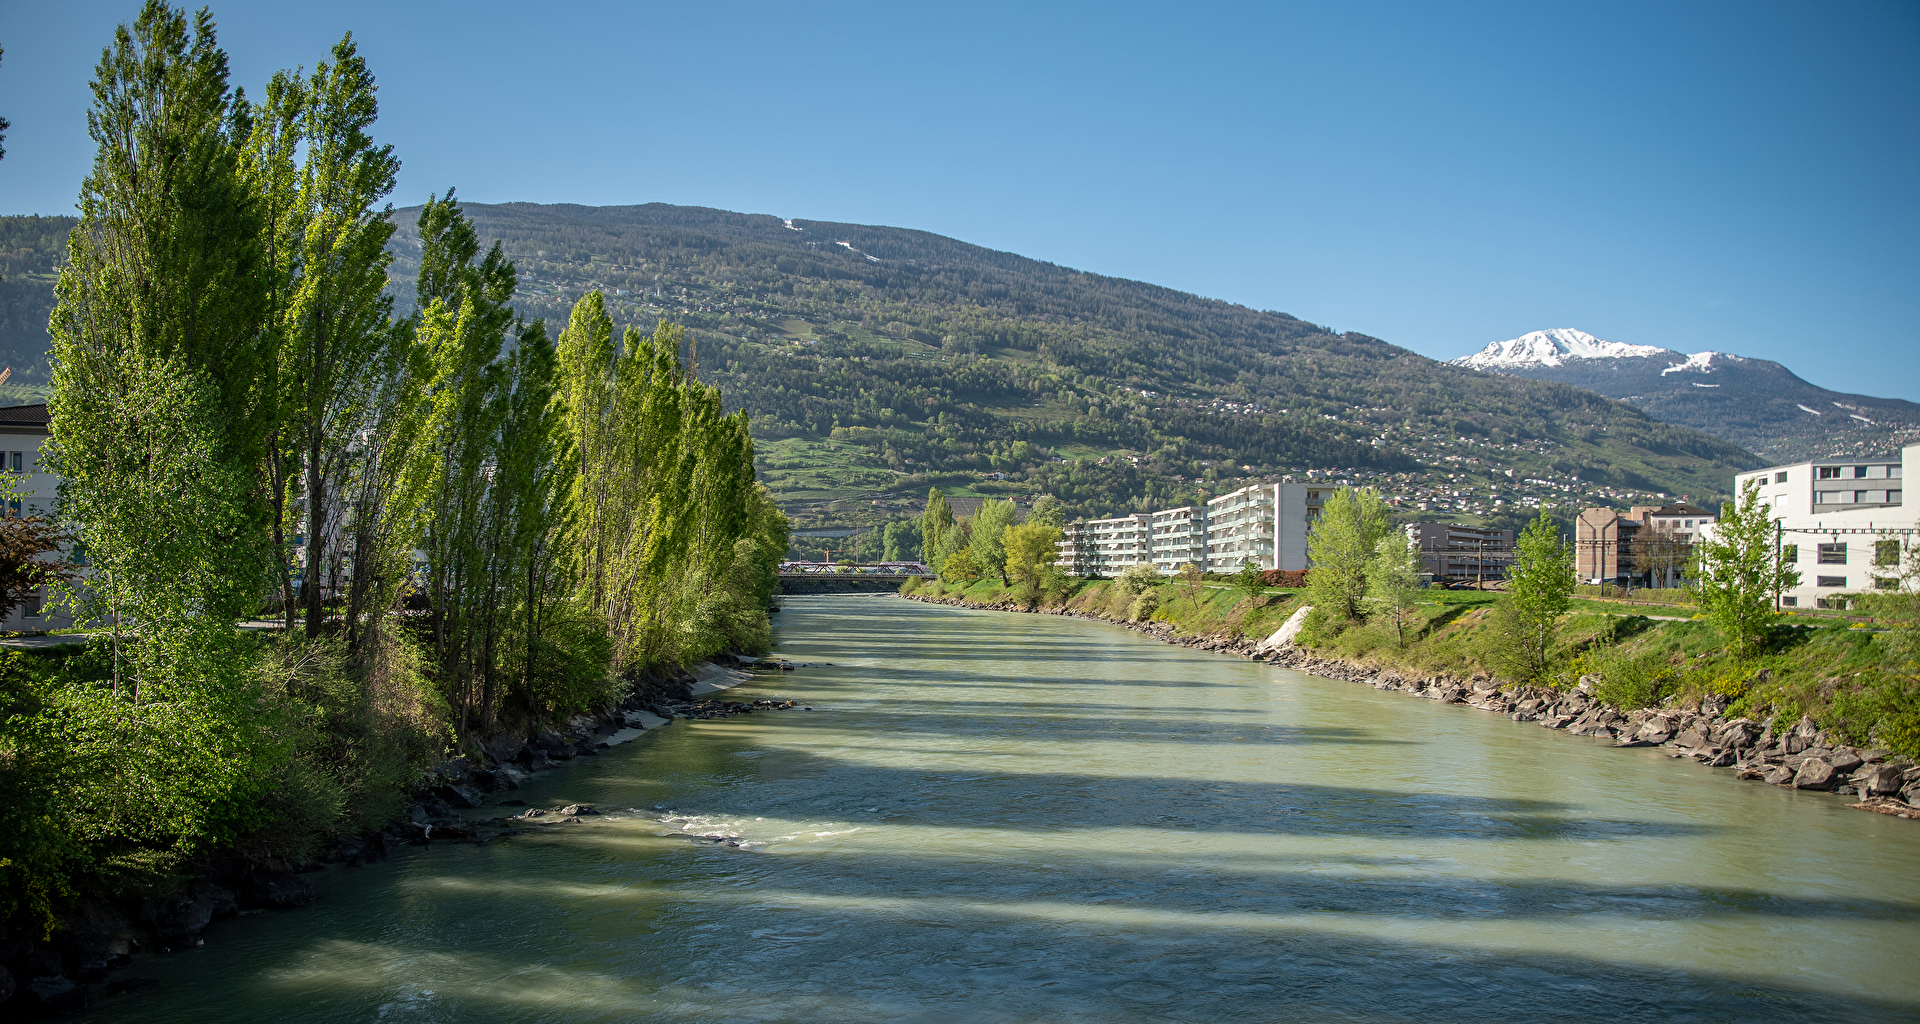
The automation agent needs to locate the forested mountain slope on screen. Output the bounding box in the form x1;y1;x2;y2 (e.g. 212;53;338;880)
387;202;1759;530
1;207;1762;531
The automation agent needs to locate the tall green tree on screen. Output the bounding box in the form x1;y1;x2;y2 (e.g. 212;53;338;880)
1366;531;1421;645
49;0;275;696
272;35;401;640
1486;509;1575;682
1305;487;1390;621
1029;495;1066;529
45;0;283;858
1691;480;1800;659
970;498;1016;585
920;489;954;564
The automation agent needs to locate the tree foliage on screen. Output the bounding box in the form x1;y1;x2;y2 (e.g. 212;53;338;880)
1691;479;1800;659
1485;509;1575;683
1305;487;1391;622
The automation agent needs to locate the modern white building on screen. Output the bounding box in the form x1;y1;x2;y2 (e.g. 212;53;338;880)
1721;442;1916;608
1056;481;1325;576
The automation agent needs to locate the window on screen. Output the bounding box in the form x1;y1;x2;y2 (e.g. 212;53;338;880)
1819;466;1842;479
1878;541;1903;566
1817;491;1843;504
7;452;17;473
1876;578;1900;590
23;594;40;618
1817;543;1847;564
1782;544;1798;563
1854;466;1870;478
1816;576;1847;588
1775;471;1788;483
1684;519;1694;528
1781;596;1798;607
1817;596;1850;610
1892;490;1904;504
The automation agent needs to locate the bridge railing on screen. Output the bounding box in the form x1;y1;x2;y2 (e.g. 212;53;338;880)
778;561;933;576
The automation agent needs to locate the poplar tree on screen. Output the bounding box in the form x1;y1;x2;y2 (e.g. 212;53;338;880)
1366;532;1422;645
971;498;1015;585
46;0;281;854
273;35;401;639
50;1;274;696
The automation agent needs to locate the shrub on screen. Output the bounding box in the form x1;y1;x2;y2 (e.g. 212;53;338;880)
1118;563;1160;597
1128;590;1160;622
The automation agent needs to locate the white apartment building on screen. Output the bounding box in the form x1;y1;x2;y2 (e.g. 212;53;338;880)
1148;506;1207;573
1203;482;1319;573
1056;481;1324;576
1057;513;1154;577
1720;442;1916;608
0;404;76;631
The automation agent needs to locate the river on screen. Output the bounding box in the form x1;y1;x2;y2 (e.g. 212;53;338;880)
94;595;1920;1022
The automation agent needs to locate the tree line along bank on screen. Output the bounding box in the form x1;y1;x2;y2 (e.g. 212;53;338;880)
0;0;786;970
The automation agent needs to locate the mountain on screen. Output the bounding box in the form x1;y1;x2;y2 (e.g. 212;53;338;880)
0;209;1762;541
1453;328;1920;462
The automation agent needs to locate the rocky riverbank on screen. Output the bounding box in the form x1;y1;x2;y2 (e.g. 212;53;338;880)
903;592;1920;820
0;657;810;1018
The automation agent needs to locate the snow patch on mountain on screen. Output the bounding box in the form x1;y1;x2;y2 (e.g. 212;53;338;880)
1661;351;1744;376
1452;328;1668;370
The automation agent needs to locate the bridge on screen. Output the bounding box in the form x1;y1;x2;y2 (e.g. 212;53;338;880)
777;561;931;594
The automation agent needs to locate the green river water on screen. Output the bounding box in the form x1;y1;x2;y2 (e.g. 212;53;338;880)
92;595;1920;1022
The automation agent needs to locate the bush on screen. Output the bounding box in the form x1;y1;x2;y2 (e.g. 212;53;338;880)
1118;563;1160;597
1128;590;1160;622
1261;569;1309;587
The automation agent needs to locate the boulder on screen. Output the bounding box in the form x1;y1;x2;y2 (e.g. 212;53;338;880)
1715;719;1762;749
1576;673;1600;694
433;783;484;809
1634;719;1674;745
1792;759;1838;790
142;881;237;948
1860;763;1909;797
54;902;133;961
1827;749;1865;775
20;974;89;1016
1674;726;1711;749
1764;765;1795;785
236;870;315;909
1784;716;1819;754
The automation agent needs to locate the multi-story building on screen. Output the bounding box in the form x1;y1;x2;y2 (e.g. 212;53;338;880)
0;403;76;631
1721;443;1916;608
1056;481;1323;576
1202;482;1318;573
1148;506;1207;573
1404;522;1513;583
1575;502;1715;586
1056;513;1154;577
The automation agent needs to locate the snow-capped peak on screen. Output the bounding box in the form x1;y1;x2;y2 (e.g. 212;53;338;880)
1451;328;1669;370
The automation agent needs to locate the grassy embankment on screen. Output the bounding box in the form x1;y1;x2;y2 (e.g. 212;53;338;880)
901;576;1920;758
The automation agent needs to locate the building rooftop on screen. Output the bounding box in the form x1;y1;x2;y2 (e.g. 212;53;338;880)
0;404;50;429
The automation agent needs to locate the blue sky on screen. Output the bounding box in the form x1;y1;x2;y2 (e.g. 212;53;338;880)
4;1;1916;398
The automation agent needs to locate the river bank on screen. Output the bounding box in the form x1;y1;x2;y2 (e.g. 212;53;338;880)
0;655;809;1018
900;585;1920;821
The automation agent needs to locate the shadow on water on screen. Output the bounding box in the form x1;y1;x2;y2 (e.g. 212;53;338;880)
615;749;1714;842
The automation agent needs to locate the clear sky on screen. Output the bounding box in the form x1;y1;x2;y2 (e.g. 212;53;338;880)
4;1;1916;398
